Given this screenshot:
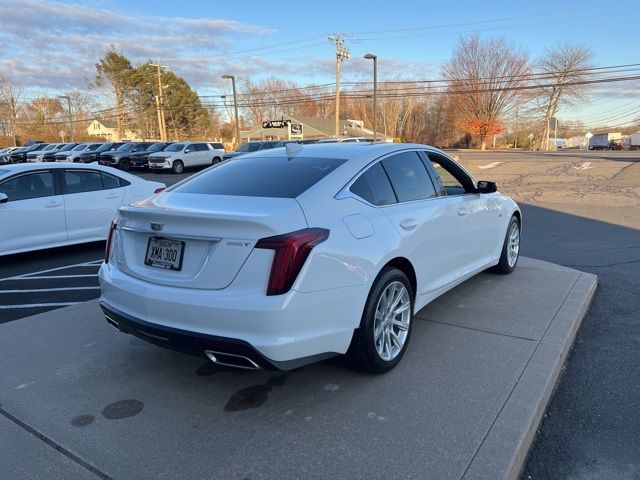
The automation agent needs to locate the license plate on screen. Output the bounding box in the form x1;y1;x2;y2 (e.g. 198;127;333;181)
144;238;185;271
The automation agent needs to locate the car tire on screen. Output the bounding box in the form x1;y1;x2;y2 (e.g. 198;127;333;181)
212;157;221;165
490;215;520;274
347;267;414;374
120;159;131;171
172;160;184;174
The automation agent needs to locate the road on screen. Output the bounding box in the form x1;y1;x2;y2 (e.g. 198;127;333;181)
454;150;640;479
1;150;639;478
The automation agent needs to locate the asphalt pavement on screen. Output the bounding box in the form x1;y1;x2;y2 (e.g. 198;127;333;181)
454;150;640;479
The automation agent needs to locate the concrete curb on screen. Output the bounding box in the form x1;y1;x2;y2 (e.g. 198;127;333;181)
462;271;598;479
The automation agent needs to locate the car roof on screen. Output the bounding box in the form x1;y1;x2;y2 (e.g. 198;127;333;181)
0;161;141;179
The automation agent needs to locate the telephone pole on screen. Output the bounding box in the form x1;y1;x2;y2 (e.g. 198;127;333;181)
150;63;168;141
328;34;349;138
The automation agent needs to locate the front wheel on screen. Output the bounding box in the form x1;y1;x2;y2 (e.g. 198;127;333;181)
171;160;184;174
119;159;130;171
490;215;520;274
347;267;414;373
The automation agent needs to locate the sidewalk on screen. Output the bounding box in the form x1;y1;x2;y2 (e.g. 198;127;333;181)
0;257;597;480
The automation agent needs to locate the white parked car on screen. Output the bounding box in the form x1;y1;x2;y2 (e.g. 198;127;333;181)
0;163;165;256
147;141;225;173
99;143;521;373
56;143;103;163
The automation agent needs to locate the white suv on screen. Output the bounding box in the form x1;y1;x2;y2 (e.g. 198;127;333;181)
147;142;224;174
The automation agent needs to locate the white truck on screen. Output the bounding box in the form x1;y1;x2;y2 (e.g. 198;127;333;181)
588;132;622;150
630;132;640;150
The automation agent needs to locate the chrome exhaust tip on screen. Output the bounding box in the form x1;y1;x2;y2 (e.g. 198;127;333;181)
205;350;261;370
105;315;121;332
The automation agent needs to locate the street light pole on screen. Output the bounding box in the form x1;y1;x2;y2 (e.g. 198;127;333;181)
57;95;73;141
364;54;378;142
329;34;350;138
221;75;240;149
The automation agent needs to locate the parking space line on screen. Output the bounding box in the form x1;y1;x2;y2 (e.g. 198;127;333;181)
0;259;103;282
0;287;101;294
11;274;99;280
0;302;82;309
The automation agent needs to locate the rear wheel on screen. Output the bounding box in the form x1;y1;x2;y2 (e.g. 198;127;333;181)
490;215;520;274
212;156;222;165
172;160;184;174
347;267;414;373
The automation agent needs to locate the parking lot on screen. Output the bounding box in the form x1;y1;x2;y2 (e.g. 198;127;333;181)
1;149;639;479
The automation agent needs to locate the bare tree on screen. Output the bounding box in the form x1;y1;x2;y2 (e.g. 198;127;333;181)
533;43;594;150
0;76;23;146
443;35;530;150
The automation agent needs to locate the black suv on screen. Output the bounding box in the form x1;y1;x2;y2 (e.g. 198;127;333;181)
78;142;125;163
99;142;155;170
7;143;49;163
130;142;173;169
42;143;78;162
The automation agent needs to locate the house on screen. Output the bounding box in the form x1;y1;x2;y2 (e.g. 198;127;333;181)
240;114;394;143
86;119;135;141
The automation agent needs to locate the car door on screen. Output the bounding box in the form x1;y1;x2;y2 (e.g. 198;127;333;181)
181;143;196;167
426;152;499;275
376;150;464;294
62;169;125;240
194;143;210;166
0;170;67;252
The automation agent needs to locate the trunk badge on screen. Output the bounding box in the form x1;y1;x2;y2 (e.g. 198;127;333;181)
150;223;164;231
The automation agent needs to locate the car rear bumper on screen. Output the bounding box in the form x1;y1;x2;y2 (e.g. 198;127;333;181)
98;263;364;369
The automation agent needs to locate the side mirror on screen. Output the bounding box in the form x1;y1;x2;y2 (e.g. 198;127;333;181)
184;149;191;153
477;181;497;194
0;193;8;204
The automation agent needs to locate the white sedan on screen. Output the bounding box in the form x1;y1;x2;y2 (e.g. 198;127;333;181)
99;143;520;373
0;163;165;256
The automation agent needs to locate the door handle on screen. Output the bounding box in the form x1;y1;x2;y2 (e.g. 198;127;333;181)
457;207;470;217
45;201;62;208
399;219;418;231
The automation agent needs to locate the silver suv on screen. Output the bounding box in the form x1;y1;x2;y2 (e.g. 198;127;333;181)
148;142;225;174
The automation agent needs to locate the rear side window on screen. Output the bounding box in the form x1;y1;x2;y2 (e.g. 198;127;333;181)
102;173;121;190
172;156;346;198
381;151;437;202
0;172;55;201
350;163;397;206
211;143;224;150
64;171;103;194
194;143;208;152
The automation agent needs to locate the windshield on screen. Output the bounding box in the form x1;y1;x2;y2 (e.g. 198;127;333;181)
71;144;88;151
109;143;123;151
236;143;261;153
116;143;135;152
164;143;186;152
96;143;112;152
43;144;57;151
86;144;102;151
146;143;168;152
59;144;76;151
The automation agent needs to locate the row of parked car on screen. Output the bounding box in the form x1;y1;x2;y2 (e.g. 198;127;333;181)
0;137;372;174
0;141;227;174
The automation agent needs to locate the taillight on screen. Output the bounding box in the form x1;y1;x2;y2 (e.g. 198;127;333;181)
105;220;117;263
154;187;166;194
255;228;329;296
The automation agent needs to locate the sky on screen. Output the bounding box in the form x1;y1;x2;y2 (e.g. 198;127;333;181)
1;0;639;127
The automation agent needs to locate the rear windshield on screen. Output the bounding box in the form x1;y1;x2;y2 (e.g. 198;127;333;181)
172;156;347;198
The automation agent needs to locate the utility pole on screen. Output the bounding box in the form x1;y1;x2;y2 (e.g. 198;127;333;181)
150;63;168;141
221;75;240;149
329;34;350;138
364;54;377;141
514;101;519;149
57;95;73;141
